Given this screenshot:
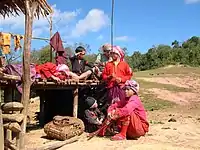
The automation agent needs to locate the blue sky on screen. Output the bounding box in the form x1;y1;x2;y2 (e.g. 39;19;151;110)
0;0;200;55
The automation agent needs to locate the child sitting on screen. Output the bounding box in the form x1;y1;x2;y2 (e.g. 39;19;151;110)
99;80;149;140
84;97;105;133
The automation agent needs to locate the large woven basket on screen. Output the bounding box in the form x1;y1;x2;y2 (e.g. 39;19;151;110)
44;116;85;141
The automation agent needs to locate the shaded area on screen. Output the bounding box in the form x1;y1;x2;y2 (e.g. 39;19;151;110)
36;84;108;126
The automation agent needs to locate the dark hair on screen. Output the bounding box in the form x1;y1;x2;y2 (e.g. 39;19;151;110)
75;46;86;53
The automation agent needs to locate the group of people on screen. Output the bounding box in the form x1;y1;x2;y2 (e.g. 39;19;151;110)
80;44;149;141
0;39;149;141
34;44;113;83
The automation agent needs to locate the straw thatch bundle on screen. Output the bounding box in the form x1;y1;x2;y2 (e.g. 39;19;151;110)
0;0;52;18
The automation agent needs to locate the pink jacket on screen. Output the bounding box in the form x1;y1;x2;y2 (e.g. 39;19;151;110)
108;95;148;123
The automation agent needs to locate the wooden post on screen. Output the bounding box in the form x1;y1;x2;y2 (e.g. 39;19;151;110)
73;87;78;118
19;1;34;149
39;91;45;126
0;108;4;150
49;14;53;62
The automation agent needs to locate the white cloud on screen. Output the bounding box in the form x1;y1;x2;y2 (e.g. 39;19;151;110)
71;9;109;37
185;0;200;4
114;36;132;42
0;14;25;31
0;4;80;38
0;6;109;46
97;35;103;40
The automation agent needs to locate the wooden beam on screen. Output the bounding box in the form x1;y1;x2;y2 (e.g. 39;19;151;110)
0;108;4;150
0;71;21;81
19;1;34;150
35;81;99;86
27;136;80;150
5;139;19;150
73;87;78;118
2;114;24;123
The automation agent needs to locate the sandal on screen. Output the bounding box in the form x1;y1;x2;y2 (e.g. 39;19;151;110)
110;133;126;141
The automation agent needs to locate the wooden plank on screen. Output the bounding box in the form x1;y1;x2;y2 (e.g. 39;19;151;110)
27;136;80;150
73;87;78;118
35;82;99;86
0;71;21;81
0;108;4;150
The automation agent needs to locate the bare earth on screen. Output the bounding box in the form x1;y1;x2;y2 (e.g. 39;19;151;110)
25;71;200;150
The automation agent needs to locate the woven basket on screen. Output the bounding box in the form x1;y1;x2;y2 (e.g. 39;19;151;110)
44;116;85;141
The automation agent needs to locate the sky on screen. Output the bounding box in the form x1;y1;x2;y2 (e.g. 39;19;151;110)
0;0;200;55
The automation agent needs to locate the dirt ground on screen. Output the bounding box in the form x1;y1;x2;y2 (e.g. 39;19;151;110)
25;68;200;150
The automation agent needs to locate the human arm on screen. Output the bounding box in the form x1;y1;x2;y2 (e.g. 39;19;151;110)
69;55;76;61
85;60;95;68
113;96;139;118
69;52;82;61
84;110;101;125
95;53;102;64
107;100;121;114
96;108;105;123
102;63;113;81
118;63;133;83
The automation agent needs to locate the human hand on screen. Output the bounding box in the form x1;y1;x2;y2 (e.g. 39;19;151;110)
75;52;82;56
96;118;102;125
95;66;99;72
51;76;61;83
108;110;116;119
101;62;106;66
107;75;113;80
112;73;116;78
98;120;102;125
115;77;121;84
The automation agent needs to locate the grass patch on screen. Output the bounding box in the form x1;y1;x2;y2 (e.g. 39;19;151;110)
136;79;191;92
140;92;175;111
135;66;200;77
133;66;198;111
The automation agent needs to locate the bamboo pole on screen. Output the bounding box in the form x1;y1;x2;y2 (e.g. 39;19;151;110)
19;1;34;149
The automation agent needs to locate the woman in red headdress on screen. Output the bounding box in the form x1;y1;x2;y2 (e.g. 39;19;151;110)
102;46;133;105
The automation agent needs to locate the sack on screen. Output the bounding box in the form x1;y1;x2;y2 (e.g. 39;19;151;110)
44;116;85;141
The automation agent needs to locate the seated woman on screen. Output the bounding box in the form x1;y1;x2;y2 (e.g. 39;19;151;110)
99;80;149;141
35;62;80;82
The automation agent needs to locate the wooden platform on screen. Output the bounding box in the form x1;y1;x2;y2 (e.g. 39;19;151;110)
0;72;103;119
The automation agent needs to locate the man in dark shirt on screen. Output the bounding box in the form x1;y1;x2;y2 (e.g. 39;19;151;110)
69;46;97;80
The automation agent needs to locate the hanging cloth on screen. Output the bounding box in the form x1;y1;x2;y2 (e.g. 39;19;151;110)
14;35;23;51
0;32;11;54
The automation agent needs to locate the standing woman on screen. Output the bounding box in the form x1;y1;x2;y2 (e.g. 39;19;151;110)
102;46;132;105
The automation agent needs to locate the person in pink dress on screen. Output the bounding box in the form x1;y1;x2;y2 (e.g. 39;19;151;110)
106;80;149;140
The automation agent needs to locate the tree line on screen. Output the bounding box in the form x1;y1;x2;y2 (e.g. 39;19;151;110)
29;36;200;71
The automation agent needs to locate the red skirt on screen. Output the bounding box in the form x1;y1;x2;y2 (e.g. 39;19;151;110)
126;112;149;138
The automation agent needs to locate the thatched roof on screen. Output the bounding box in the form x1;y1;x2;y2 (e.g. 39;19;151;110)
0;0;52;18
